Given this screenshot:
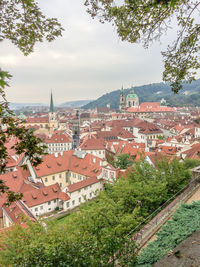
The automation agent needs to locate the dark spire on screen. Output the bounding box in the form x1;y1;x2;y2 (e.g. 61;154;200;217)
50;91;54;113
121;85;124;95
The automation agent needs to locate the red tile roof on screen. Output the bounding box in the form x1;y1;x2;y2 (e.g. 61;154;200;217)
2;200;36;224
127;102;176;113
22;183;70;207
136;121;163;135
0;167;29;193
80;138;106;150
182;143;200;159
67;177;102;192
33;151;105;178
26;117;49;123
156;145;178;155
96;128;134;140
45;133;72;144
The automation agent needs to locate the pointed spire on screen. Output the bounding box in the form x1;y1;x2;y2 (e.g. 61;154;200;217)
121;85;124;94
130;85;134;94
50;91;54;113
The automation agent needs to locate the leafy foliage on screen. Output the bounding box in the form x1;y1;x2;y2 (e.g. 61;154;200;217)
85;0;200;92
137;201;200;266
115;153;133;169
0;0;64;55
0;0;63;202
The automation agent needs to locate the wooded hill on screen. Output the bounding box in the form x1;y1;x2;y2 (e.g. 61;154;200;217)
83;79;200;109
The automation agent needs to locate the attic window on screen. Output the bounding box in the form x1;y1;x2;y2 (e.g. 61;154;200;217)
42;189;48;196
46;164;51;168
32;193;37;199
82;166;87;169
74;163;79;167
12;174;17;178
52;187;58;193
57;162;62;166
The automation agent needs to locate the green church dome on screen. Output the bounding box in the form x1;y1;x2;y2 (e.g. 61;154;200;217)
18;113;26;119
126;93;138;99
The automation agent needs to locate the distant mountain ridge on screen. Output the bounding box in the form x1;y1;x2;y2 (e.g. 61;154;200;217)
9;100;92;110
59;100;92;108
83;79;200;109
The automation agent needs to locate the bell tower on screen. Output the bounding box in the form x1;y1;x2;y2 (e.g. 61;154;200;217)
72;109;80;149
119;86;126;112
49;91;57;130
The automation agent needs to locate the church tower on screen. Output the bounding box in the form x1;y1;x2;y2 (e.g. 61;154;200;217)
49;91;58;130
72;109;80;149
126;87;139;108
119;86;126;112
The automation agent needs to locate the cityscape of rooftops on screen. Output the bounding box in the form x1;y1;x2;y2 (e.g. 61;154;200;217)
1;1;200;266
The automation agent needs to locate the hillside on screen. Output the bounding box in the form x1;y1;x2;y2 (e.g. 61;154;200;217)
83;79;200;109
59;100;92;108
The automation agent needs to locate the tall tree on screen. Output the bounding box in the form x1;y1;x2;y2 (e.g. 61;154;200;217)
85;0;200;93
0;0;64;202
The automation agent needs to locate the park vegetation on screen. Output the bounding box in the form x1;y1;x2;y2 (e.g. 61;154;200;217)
137;201;200;266
0;158;199;266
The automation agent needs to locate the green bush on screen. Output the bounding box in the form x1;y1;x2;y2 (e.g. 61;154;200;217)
136;201;200;266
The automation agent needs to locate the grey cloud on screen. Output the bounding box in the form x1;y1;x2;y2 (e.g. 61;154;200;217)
1;0;183;104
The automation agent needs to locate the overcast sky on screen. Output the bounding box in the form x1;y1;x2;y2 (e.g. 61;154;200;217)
0;0;194;104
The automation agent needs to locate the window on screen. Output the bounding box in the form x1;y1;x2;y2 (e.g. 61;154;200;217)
40;206;43;210
45;177;48;182
52;176;55;180
59;174;62;178
48;201;51;205
66;202;70;208
72;200;75;205
59;183;62;187
54;199;56;203
78;189;81;193
35;207;38;211
89;192;92;197
84;187;87;190
79;197;81;203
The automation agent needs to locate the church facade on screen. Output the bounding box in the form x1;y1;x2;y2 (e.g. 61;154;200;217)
119;87;139;112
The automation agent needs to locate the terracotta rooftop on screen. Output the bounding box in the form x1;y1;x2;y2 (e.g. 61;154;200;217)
67;177;102;193
22;183;70;207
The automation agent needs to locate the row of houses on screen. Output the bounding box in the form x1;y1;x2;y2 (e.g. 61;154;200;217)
0;150;118;228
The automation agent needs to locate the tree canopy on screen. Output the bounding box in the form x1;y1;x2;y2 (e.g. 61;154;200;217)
0;158;197;266
85;0;200;93
0;0;64;202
